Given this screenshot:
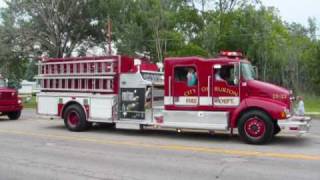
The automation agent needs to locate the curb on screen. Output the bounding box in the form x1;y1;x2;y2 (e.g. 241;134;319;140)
306;112;320;115
306;112;320;119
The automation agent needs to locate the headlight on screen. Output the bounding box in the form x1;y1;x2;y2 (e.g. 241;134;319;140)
280;108;291;119
285;108;291;118
18;99;22;104
284;108;291;118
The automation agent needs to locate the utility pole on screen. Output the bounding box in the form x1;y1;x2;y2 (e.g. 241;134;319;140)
106;17;112;55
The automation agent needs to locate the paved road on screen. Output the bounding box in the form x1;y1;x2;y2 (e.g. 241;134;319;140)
0;109;319;180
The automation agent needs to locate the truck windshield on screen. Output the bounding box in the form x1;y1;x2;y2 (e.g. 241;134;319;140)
241;63;256;81
0;79;6;88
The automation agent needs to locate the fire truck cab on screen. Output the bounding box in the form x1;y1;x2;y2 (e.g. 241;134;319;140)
36;52;311;144
0;74;23;120
160;51;311;144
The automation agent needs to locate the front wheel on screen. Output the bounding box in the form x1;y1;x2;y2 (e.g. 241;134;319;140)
238;110;274;144
8;111;21;120
273;121;281;136
63;105;91;132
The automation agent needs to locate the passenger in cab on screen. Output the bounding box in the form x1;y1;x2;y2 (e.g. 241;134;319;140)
187;68;197;87
215;69;224;81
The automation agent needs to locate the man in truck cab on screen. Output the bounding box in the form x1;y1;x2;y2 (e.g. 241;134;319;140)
214;65;238;86
215;68;224;81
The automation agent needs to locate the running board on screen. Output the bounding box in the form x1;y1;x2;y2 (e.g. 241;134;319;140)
116;123;142;130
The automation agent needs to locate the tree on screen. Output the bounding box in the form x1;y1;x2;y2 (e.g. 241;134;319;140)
0;7;27;88
6;0;99;57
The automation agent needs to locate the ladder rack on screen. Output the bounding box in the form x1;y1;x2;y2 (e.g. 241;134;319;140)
35;58;118;93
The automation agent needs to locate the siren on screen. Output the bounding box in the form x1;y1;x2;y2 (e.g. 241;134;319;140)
219;51;243;58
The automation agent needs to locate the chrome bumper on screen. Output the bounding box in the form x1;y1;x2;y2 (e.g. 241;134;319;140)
278;116;312;136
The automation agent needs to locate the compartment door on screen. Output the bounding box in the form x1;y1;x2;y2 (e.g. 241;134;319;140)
172;66;199;107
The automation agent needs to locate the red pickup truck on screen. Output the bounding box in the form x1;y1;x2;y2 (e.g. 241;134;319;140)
0;75;23;120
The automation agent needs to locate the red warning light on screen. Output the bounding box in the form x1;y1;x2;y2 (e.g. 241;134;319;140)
219;51;243;58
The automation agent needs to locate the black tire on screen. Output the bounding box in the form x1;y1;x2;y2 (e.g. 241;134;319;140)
238;110;274;144
8;111;21;120
63;104;91;132
273;121;281;136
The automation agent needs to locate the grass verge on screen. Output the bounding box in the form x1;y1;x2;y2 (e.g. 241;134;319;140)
304;95;320;113
22;95;37;109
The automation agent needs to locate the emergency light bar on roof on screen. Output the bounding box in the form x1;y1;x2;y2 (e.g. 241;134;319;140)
219;51;243;58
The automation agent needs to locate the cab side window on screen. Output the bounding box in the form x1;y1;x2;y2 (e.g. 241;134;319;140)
174;66;197;87
214;65;237;86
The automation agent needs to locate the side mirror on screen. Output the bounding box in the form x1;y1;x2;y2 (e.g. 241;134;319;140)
253;66;258;79
233;63;240;85
4;79;8;87
156;62;164;72
134;59;142;66
134;59;142;72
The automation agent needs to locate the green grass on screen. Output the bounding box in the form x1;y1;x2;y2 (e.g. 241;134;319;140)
22;96;37;109
303;94;320;113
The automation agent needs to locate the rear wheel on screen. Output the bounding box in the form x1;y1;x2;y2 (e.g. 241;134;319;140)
238;110;274;144
63;104;91;131
8;111;21;120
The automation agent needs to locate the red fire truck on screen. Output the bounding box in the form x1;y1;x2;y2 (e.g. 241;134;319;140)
0;74;23;120
35;52;311;144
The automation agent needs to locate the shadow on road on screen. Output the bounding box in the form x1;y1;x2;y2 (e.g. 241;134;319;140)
271;135;313;146
44;123;240;143
42;123;312;146
19;109;317;147
0;117;11;122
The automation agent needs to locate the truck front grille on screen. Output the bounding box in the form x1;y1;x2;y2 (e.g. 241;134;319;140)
0;92;13;100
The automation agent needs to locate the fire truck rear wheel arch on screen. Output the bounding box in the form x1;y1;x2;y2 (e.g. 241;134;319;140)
61;101;88;119
63;104;91;131
237;109;274;144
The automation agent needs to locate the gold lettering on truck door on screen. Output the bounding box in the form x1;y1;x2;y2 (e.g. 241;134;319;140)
214;86;238;96
184;88;196;96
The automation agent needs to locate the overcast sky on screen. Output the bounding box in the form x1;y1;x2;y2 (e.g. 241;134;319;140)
261;0;320;26
0;0;5;8
0;0;319;27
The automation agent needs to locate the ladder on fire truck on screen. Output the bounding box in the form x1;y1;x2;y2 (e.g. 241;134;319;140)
35;57;118;93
